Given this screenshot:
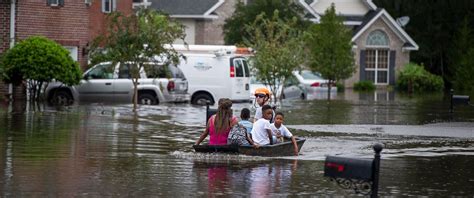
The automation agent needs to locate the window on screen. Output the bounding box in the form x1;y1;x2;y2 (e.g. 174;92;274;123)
47;0;64;6
365;49;389;84
86;64;115;79
102;0;116;13
366;30;389;47
234;60;244;77
64;46;78;61
365;30;390;85
118;64;132;79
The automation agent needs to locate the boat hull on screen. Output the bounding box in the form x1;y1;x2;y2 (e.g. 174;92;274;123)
193;138;305;157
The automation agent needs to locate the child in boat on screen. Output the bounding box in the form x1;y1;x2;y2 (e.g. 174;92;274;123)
270;112;299;156
238;108;253;136
253;87;275;123
250;105;274;145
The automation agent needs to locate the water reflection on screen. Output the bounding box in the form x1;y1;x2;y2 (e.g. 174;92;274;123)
193;160;299;197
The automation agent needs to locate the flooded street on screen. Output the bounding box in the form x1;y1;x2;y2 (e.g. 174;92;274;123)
1;90;474;196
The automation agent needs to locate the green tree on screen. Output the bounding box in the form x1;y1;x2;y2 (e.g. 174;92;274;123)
223;0;309;45
244;11;305;102
89;9;185;111
454;48;474;93
306;4;354;100
0;36;81;102
373;0;474;89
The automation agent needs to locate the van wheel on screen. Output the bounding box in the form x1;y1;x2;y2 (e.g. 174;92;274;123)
138;93;158;105
192;93;214;105
50;90;73;106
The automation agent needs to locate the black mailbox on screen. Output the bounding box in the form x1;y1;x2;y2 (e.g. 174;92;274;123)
452;95;470;105
324;156;373;181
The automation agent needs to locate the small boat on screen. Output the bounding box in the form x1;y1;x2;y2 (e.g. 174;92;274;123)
193;138;306;157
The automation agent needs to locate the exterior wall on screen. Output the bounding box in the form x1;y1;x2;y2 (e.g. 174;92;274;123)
346;17;410;88
195;0;237;45
312;0;369;15
0;1;10;99
89;0;133;69
15;0;89;69
0;1;10;53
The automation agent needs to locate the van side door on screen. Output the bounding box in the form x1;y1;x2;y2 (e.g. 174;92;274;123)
230;57;250;100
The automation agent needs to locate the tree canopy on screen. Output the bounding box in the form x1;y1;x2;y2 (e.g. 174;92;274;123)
244;11;305;101
223;0;309;45
305;4;354;99
373;0;474;92
0;36;81;101
89;9;185;111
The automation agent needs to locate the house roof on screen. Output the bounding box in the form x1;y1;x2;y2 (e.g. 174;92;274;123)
352;8;419;51
148;0;224;19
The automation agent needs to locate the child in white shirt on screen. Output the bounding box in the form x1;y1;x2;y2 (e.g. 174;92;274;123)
251;105;274;145
270;112;299;156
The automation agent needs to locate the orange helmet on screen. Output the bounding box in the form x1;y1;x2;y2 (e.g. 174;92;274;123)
254;87;271;96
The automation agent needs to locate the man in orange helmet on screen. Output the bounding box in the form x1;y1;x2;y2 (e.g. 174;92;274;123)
253;87;274;123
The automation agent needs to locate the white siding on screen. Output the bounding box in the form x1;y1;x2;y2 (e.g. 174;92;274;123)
312;0;370;16
176;19;195;44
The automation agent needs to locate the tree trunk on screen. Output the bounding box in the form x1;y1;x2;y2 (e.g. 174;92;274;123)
327;80;332;101
133;79;138;112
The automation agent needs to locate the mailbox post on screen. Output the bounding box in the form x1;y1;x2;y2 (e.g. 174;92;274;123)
450;89;472;113
324;143;383;197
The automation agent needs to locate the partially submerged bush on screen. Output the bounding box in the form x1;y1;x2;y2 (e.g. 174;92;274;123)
397;63;444;92
354;80;375;91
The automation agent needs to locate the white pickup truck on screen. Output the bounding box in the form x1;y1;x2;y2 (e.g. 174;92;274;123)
45;62;190;105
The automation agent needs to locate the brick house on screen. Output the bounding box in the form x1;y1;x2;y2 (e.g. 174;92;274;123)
301;0;418;88
142;0;418;88
0;0;133;100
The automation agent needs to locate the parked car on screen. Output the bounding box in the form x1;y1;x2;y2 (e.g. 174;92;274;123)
46;62;190;105
291;70;337;99
249;76;306;101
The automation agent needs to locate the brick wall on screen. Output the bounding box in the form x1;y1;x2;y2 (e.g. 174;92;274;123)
0;1;10;99
15;0;90;69
195;0;240;45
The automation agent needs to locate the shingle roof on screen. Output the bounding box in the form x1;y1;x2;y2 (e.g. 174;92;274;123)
149;0;219;15
352;8;382;36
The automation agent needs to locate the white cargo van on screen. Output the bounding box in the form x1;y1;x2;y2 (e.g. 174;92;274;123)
173;45;251;105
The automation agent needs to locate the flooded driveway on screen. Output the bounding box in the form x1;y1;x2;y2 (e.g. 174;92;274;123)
1;90;474;196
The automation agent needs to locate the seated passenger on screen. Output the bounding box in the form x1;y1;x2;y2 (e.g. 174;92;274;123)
238;108;253;136
270;112;299;156
250;105;274;145
195;98;237;145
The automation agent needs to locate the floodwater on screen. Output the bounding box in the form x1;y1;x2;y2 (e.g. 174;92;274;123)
1;90;474;196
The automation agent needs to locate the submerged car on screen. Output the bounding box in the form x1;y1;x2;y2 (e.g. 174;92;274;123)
291;70;337;99
46;62;190;105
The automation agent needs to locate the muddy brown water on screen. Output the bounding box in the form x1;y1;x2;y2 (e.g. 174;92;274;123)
1;90;473;196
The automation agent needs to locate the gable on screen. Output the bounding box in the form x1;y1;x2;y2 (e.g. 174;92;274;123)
352;9;418;51
148;0;224;19
311;0;372;16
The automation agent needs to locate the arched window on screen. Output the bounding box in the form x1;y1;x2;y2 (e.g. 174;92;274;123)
364;30;390;85
366;30;389;46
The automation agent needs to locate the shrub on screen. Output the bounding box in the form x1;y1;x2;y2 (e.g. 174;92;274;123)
0;36;82;101
397;63;444;92
354;80;376;91
335;82;345;92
